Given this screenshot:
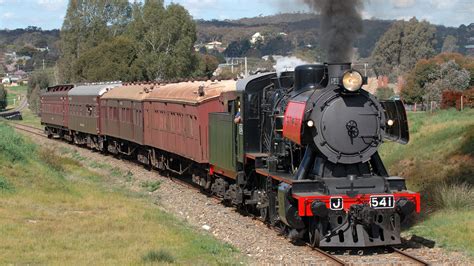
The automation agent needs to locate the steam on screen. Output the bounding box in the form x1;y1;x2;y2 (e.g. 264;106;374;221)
274;56;312;75
302;0;364;62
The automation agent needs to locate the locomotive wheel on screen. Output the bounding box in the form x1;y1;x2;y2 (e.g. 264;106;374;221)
258;202;269;222
308;221;321;248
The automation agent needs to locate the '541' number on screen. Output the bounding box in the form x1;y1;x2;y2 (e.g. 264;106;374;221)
369;195;394;209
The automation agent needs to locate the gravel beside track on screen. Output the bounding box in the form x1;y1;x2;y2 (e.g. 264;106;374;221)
15;127;472;265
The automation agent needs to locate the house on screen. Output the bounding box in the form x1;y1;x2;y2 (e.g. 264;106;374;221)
205;41;223;51
250;32;264;44
465;45;474;56
2;77;11;84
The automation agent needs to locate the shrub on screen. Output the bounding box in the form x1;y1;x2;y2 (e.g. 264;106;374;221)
39;148;64;172
0;123;36;162
141;180;161;192
0;176;14;192
441;90;463;109
433;183;474;210
375;86;395;100
142;249;175;263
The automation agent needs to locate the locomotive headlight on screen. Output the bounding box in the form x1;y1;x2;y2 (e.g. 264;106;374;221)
342;70;363;92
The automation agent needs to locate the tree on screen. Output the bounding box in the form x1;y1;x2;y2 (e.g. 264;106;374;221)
195;54;219;78
58;0;131;83
441;35;458;53
224;40;251;57
260;36;293;56
127;1;198;80
371;18;436;81
28;71;51;114
401;53;472;104
375;87;395;100
423;60;470;103
0;84;7;110
74;36;144;82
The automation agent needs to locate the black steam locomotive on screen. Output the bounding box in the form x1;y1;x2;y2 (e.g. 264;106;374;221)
207;62;420;247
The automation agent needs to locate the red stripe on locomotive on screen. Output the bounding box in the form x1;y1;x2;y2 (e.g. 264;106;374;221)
283;101;306;145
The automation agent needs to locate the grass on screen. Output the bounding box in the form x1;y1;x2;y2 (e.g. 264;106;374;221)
18;107;43;128
408;210;474;256
380;108;474;256
0;122;242;264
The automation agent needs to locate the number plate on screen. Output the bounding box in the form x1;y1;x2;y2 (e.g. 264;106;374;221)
330;197;344;210
370;195;395;209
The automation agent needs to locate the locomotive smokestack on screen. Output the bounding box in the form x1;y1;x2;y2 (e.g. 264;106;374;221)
302;0;363;63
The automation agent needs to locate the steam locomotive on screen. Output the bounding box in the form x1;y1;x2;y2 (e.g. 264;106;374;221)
41;62;419;248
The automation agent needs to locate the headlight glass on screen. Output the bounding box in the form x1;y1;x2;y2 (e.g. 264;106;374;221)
342;71;363;92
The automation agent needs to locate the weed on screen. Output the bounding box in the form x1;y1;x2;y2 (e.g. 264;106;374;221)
124;171;133;182
0;176;14;192
71;151;86;161
141;180;161;192
433;183;474;210
39;148;64;172
192;238;237;255
142;249;175;263
110;167;122;177
58;147;72;155
89;161;107;169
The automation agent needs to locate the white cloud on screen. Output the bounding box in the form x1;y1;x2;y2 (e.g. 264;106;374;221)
430;0;457;9
173;0;218;16
391;0;416;8
37;0;66;11
2;12;14;19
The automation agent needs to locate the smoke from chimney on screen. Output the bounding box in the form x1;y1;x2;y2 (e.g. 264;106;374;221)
302;0;363;63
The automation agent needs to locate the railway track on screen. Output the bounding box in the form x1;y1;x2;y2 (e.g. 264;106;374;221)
11;123;433;266
7;122;46;137
391;247;430;265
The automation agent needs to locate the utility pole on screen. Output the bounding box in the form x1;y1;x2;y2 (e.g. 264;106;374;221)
245;57;248;77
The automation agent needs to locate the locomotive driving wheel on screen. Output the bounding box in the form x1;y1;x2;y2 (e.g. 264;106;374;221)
308;220;322;248
257;191;269;222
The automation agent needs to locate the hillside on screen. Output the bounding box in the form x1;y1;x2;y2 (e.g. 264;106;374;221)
0;122;241;264
1;13;472;73
196;13;474;58
380;109;474;255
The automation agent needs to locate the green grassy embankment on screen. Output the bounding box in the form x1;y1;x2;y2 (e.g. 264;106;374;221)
0;122;241;264
380;108;474;256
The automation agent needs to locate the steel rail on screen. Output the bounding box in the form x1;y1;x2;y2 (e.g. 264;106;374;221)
9;122;46;137
391;247;430;265
311;247;347;266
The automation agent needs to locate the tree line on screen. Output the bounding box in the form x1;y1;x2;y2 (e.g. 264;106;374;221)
58;0;215;83
370;18;473;105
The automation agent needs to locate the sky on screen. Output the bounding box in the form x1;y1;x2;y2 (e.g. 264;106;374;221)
0;0;473;30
